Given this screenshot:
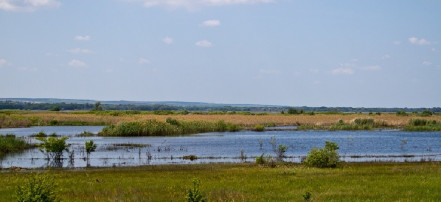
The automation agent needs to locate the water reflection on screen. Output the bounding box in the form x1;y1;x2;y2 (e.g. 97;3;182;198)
1;126;441;168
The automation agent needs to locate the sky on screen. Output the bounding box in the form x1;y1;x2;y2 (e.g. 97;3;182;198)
0;0;440;108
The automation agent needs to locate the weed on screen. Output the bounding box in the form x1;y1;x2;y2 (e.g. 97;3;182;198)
16;173;59;202
302;191;311;201
186;178;207;202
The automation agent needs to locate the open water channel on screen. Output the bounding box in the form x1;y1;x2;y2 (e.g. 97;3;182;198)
1;126;441;168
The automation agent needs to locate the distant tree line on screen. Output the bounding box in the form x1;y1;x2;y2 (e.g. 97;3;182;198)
0;101;440;113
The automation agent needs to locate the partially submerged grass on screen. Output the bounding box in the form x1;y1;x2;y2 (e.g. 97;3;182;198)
404;119;441;131
1;162;441;201
0;134;34;156
99;119;242;136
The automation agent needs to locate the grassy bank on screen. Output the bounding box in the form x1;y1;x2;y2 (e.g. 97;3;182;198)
1;162;441;201
1;111;441;130
0;134;34;156
99;119;242;136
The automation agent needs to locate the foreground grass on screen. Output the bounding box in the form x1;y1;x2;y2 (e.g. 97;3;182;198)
1;162;441;201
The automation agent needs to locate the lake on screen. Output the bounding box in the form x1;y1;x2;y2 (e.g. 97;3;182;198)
1;126;441;168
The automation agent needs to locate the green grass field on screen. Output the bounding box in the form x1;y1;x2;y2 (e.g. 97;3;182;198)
1;162;441;201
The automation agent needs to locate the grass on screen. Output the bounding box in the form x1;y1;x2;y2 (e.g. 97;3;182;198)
404;119;441;131
1;162;441;201
0;134;34;156
99;119;242;136
1;111;440;130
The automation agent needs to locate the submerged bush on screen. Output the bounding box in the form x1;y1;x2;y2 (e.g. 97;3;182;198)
16;173;59;202
304;141;340;168
36;137;69;161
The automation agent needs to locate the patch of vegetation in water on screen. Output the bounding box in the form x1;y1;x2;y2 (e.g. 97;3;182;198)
99;118;242;136
329;118;389;131
404;119;441;131
0;134;35;156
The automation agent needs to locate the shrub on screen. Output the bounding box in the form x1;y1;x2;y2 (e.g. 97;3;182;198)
421;110;433;117
16;173;58;202
255;153;265;164
183;155;198;161
302;191;311;201
254;124;265;132
186;179;207;202
85;140;97;155
404;119;441;131
304;141;340;168
396;110;408;116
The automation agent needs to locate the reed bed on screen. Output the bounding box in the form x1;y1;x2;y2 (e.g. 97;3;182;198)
99;119;242;136
0;134;34;156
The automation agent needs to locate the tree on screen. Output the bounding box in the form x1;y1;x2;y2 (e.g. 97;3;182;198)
92;102;103;111
85;140;97;166
36;137;69;166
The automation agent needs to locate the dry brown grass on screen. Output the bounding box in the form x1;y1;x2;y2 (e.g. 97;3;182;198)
1;111;441;128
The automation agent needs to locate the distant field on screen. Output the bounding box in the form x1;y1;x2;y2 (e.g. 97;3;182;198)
1;162;441;201
0;111;440;128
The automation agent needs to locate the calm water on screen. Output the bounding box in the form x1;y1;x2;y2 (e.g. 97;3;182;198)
1;126;441;168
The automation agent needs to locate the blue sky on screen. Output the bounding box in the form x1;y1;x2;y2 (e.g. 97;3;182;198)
0;0;440;107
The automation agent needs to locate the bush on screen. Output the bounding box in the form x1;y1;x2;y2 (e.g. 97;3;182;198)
16;173;58;202
421;110;433;117
277;144;288;160
254;124;265;132
396;110;408;116
186;179;207;202
36;137;69;161
304;141;340;168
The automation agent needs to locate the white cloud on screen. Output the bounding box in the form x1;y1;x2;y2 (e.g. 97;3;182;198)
67;48;92;54
360;65;381;71
132;0;275;9
381;54;391;59
139;57;150;64
68;59;87;67
0;58;6;67
202;20;220;27
309;69;319;73
408;37;431;45
393;41;402;45
0;0;60;12
195;40;212;47
162;37;173;45
422;61;432;66
332;68;354;75
74;35;90;41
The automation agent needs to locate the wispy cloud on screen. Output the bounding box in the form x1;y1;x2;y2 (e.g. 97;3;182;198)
0;58;6;67
162;37;173;45
67;48;93;54
381;54;391;59
259;69;280;75
139;57;150;64
202;20;220;27
131;0;275;9
422;61;432;66
408;37;431;45
0;0;60;12
393;41;402;45
360;65;381;71
74;35;91;41
195;40;212;47
68;59;87;67
332;68;354;75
